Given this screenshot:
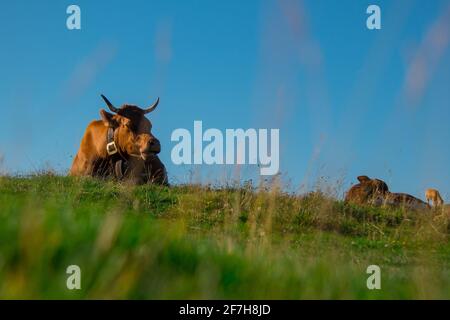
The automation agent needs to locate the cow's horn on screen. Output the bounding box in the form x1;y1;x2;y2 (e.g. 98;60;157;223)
142;97;160;114
101;94;119;113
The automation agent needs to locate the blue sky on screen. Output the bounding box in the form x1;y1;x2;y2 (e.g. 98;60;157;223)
0;0;449;200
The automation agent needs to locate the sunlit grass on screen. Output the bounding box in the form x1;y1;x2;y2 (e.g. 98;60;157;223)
0;175;449;299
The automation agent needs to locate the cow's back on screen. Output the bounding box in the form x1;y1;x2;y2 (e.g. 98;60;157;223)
385;192;430;210
70;120;108;176
345;184;371;205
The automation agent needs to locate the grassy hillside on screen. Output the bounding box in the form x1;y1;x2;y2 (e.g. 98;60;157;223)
0;175;449;299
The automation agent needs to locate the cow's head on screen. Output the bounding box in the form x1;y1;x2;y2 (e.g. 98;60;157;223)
345;175;390;205
100;94;161;160
357;176;389;195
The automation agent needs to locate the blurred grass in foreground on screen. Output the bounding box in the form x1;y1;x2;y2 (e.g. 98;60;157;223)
0;175;449;299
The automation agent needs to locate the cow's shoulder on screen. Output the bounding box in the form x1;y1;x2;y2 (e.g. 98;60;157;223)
86;119;105;130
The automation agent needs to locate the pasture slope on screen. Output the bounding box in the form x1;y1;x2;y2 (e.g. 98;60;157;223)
0;174;449;299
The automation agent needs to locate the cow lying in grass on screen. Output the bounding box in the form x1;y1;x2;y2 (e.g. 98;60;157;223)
344;175;389;205
70;94;168;185
345;175;429;210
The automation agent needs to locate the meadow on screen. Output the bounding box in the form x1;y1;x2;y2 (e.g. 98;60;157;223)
0;174;449;299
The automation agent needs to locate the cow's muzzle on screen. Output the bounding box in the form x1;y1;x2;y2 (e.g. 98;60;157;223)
141;139;161;160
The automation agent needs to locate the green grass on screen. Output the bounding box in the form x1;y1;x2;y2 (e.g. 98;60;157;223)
0;175;449;299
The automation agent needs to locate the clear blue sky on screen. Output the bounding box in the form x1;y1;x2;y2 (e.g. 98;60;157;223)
0;0;449;200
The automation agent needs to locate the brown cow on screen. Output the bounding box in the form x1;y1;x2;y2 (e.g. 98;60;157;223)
345;175;429;210
425;188;444;207
70;94;168;185
344;175;389;205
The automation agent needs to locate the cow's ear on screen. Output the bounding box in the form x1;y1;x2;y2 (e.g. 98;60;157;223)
357;175;371;183
100;109;117;127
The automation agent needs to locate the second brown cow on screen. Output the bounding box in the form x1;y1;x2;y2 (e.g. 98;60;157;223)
345;175;429;210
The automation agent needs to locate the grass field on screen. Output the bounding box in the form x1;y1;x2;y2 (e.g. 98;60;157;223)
0;174;449;299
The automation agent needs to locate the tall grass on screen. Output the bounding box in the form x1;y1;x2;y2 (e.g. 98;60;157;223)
0;175;449;299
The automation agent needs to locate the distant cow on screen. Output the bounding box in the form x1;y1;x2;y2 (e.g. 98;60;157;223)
345;175;429;210
425;188;444;207
70;94;168;185
344;175;389;205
